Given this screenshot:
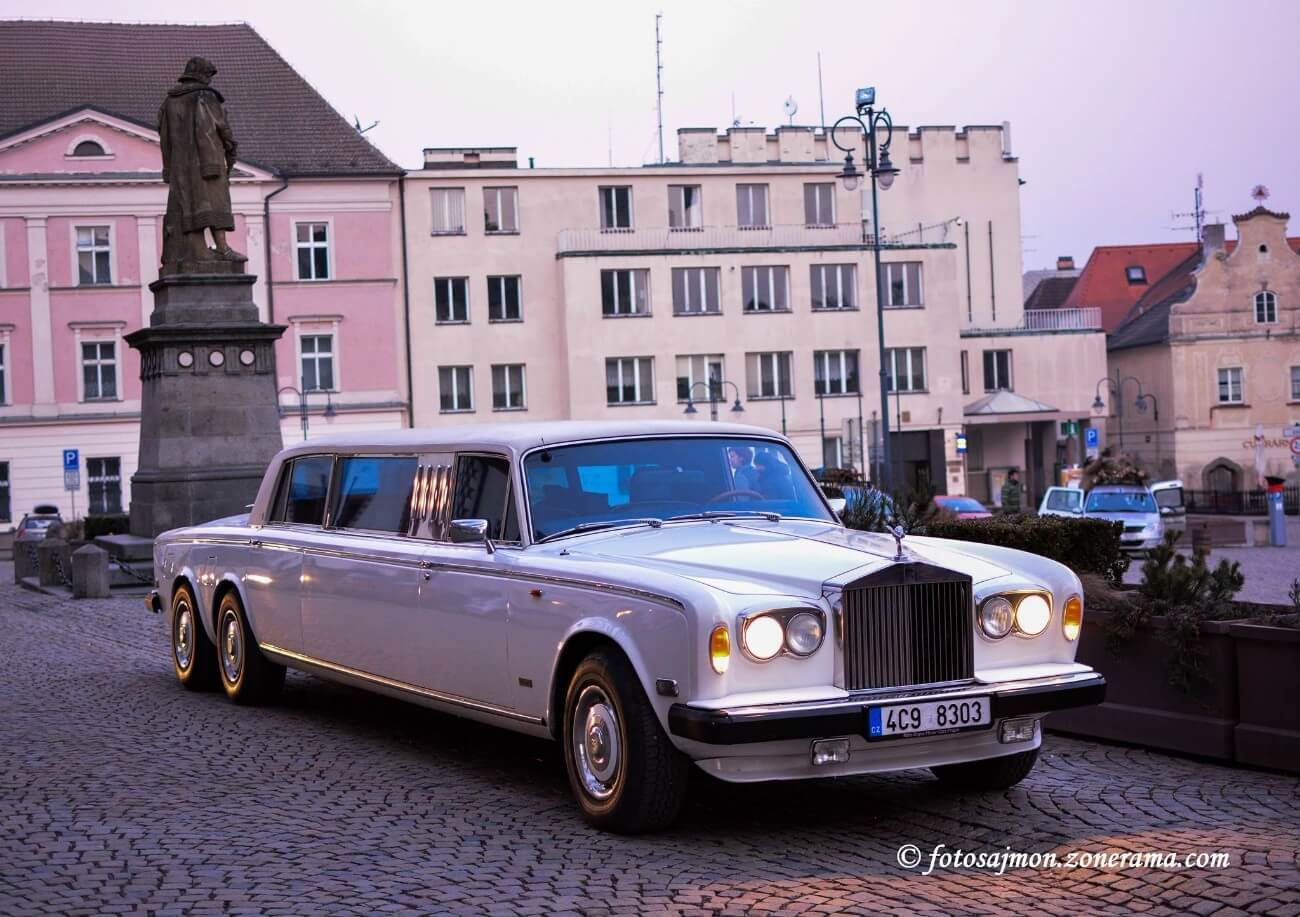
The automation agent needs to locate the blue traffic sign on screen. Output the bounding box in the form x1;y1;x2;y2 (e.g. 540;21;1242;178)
1085;428;1099;449
62;448;80;471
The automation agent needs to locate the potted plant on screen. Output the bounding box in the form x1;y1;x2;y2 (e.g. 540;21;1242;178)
1228;579;1300;771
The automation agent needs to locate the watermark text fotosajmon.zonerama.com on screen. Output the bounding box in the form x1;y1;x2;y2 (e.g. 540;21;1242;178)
896;844;1233;876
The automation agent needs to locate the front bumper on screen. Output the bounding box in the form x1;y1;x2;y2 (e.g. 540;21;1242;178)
668;671;1106;745
145;590;162;614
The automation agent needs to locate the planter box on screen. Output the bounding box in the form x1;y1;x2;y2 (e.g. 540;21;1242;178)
1049;612;1241;760
1229;617;1300;772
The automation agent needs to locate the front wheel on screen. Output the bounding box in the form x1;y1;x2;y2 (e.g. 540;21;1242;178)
562;649;688;833
930;748;1039;791
216;590;285;706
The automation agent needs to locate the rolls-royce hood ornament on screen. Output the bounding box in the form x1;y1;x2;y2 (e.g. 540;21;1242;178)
891;524;906;561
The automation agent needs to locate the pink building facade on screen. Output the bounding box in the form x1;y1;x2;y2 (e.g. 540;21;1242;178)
0;21;409;524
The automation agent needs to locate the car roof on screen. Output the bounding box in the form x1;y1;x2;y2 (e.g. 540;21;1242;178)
1090;484;1151;492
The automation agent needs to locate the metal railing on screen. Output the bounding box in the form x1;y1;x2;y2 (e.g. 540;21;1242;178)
962;307;1103;336
1185;488;1299;516
557;223;869;253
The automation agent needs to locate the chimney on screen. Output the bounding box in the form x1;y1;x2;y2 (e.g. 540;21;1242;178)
1202;222;1226;255
1056;255;1075;271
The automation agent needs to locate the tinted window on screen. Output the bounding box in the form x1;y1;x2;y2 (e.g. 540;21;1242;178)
1154;487;1184;510
451;455;519;542
272;456;333;525
333;456;419;533
1045;490;1082;511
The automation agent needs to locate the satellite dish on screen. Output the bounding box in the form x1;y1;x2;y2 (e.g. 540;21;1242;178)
783;96;799;124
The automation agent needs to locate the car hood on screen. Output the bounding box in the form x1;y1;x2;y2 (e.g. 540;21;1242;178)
561;519;1012;596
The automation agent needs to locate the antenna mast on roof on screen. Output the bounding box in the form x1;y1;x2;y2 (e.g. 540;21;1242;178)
1171;173;1208;241
655;13;665;164
817;52;826;132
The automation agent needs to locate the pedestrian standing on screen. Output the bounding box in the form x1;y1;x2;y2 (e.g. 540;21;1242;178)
1001;468;1023;514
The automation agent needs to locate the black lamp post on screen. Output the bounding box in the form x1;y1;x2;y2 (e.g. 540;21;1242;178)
278;385;336;440
1092;372;1152;452
832;86;900;491
683;378;744;422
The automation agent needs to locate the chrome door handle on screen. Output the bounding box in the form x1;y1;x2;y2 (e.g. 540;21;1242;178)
419;561;432;581
250;539;263;548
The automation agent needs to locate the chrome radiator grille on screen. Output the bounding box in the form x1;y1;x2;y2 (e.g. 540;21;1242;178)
839;565;974;691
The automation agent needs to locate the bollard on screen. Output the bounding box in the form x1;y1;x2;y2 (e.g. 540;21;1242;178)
36;539;68;587
14;540;40;584
1266;476;1287;547
72;544;111;599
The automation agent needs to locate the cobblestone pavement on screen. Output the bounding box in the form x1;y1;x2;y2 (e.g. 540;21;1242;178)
2;568;1298;916
1122;519;1300;605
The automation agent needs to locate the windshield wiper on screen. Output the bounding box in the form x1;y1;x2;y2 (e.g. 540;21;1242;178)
668;510;782;523
537;517;664;543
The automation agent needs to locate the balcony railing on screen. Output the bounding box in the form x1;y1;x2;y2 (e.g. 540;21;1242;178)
557;223;871;253
962;307;1103;336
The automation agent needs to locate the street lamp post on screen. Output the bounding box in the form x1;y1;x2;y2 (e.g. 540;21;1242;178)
832;86;900;492
278;385;336;441
683;378;744;422
1092;371;1153;454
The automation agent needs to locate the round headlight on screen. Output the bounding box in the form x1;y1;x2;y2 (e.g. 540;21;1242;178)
1015;594;1051;637
1062;595;1083;641
785;612;823;656
744;615;785;660
979;596;1014;639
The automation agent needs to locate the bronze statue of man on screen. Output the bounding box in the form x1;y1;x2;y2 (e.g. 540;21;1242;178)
158;56;246;271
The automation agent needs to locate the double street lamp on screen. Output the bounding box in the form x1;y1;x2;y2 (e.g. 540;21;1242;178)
1092;373;1158;453
278;385;336;441
683;378;744;422
832;87;900;492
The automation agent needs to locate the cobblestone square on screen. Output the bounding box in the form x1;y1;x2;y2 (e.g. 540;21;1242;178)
1;568;1297;916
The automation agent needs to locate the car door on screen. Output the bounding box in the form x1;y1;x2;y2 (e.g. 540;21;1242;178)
415;452;520;709
1039;486;1082;517
300;453;430;680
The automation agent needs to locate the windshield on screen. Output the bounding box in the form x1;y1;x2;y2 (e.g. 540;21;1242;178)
1086;490;1157;513
524;436;835;540
938;496;986;513
21;518;56;532
1045;489;1082;512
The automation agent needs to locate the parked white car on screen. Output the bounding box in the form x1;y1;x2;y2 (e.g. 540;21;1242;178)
147;421;1104;832
1038;486;1084;518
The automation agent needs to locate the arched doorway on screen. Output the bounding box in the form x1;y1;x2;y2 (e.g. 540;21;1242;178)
1202;458;1243;512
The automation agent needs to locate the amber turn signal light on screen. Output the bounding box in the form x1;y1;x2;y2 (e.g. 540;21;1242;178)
1063;595;1083;641
709;624;731;674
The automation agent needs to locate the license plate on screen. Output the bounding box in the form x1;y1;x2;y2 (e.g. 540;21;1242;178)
867;696;991;740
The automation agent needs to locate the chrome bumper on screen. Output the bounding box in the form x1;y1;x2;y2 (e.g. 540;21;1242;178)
668;671;1106;745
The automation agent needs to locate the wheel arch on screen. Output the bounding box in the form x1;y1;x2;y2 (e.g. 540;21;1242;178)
210;577;245;638
548;627;642;742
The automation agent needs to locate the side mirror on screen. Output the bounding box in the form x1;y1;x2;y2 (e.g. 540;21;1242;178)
449;518;496;554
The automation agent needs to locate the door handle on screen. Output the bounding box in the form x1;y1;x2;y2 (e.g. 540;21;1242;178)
419;561;433;582
250;539;263;548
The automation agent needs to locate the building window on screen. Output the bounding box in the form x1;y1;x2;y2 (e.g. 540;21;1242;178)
0;461;9;523
960;350;970;394
736;184;770;228
1217;367;1243;404
742;265;790;312
1125;265;1147;284
599;186;633;231
72;139;106;156
983;349;1013;391
745;351;793;399
810;264;857;310
439;365;474;412
804;183;835;227
668;185;702;230
81;341;117;401
886;347;927;392
0;343;6;404
435;277;470;323
295;222;330;281
300;334;335;392
822;436;844;469
605;357;655;405
483;186;519;233
87;457;122;514
76;226;112;285
1291;366;1300;402
601;269;650;316
814;349;859;396
487;275;522;322
671;267;720;315
676;354;724;403
884;262;923;307
1254;290;1278;324
491;363;527;411
431;188;466;234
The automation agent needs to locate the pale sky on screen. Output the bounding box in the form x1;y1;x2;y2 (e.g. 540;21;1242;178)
9;0;1300;269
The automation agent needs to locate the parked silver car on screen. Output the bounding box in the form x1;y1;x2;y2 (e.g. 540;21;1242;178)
1084;485;1164;553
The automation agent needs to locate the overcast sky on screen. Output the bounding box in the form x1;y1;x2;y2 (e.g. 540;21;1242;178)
16;0;1300;269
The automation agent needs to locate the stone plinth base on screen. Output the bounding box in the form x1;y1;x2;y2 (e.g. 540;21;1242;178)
127;272;285;538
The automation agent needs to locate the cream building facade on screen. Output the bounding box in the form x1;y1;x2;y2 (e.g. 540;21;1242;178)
1107;207;1300;492
403;125;1105;503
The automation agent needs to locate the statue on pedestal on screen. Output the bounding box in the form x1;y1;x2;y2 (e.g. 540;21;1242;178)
158;56;247;274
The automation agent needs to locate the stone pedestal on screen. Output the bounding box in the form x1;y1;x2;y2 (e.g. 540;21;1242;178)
72;545;111;599
126;272;285;538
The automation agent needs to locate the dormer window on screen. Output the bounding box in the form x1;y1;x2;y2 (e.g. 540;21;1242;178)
1254;290;1278;324
1125;265;1147;284
71;139;106;157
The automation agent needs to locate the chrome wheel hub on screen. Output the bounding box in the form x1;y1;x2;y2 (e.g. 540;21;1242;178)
220;610;242;684
173;602;194;670
572;685;621;801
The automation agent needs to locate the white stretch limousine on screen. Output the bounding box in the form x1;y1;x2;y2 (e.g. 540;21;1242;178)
148;421;1104;832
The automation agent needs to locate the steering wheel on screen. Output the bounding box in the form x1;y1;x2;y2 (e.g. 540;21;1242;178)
708;489;765;503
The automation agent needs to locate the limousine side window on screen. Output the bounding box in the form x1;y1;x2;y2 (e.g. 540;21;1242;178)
333;456;419;533
451;454;520;543
270;456;334;525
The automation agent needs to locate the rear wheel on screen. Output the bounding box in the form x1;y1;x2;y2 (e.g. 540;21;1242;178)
170;585;217;691
931;748;1039;791
216;590;285;706
562;649;688;833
